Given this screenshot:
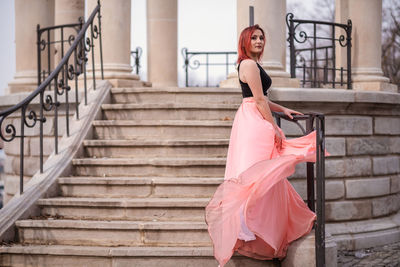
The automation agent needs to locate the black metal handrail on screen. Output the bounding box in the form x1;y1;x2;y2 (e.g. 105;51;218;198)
0;1;103;195
274;111;326;267
131;47;142;75
181;48;237;87
286;13;352;89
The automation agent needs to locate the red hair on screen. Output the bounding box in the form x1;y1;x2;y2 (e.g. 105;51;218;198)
237;24;265;64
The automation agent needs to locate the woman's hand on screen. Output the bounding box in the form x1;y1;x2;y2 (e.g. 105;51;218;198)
282;108;303;120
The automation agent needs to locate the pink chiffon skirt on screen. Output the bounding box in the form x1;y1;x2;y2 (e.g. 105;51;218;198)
205;97;329;267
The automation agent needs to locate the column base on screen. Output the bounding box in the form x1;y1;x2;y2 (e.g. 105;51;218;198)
219;72;239;88
86;63;150;88
281;230;337;267
352;81;398;92
6;71;38;94
271;77;300;88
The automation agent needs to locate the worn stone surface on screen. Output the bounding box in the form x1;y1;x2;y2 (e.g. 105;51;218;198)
391;174;400;194
325;200;372;221
346;136;391;155
374;117;400;135
3;138;30;156
373;156;400;175
337;240;400;267
325;137;346;156
390;137;400;154
326;157;372;178
371;194;400;217
30;137;57;157
345;177;391;199
325;116;372;135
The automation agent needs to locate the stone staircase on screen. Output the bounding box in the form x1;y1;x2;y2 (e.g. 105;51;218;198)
1;87;280;266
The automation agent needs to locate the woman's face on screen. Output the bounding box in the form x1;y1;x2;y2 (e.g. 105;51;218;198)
249;29;265;56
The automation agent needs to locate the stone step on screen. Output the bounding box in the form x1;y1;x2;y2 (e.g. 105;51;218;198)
72;157;226;177
38;197;209;221
92;119;233;140
0;245;278;267
16;220;210;247
58;176;223;198
82;139;229;158
101;103;238;121
110;87;242;105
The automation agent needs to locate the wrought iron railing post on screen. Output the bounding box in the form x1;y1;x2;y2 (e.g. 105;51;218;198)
346;20;352;89
37;25;41;86
306;116;315;212
19;110;24;195
97;0;104;80
288;14;296;78
315;115;326;267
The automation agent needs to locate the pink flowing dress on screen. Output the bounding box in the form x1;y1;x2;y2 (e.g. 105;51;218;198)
205;97;329;267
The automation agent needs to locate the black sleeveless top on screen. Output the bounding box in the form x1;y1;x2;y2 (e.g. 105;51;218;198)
237;61;272;98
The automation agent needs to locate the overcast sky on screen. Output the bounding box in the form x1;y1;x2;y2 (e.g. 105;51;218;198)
0;0;317;95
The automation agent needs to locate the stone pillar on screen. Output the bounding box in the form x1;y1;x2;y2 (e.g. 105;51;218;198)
7;0;54;94
147;0;178;87
54;0;84;66
220;0;299;88
336;0;396;92
86;0;141;87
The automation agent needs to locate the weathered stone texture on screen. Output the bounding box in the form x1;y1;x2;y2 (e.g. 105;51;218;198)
325;200;372;221
345;177;390;199
30;137;56;156
346;137;390;155
374;117;400;135
371;193;400;217
390;137;400;153
325;116;372;135
3;139;30;156
326;157;371;178
372;156;400;175
325;137;346;156
391;174;400;194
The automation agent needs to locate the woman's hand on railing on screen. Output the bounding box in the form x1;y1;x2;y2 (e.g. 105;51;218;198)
282;107;304;120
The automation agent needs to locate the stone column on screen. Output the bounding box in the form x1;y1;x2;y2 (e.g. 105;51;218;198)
54;0;84;66
147;0;178;87
336;0;396;92
220;0;299;88
7;0;54;94
86;0;141;87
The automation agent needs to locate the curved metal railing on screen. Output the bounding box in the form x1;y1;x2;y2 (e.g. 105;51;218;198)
286;13;352;89
181;48;237;87
0;1;103;195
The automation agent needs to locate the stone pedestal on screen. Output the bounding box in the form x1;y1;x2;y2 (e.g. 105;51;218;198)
336;0;397;92
147;0;177;87
220;0;298;88
7;0;54;94
282;230;337;267
86;0;141;88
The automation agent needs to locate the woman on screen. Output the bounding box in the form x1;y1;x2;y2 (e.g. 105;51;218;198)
205;24;327;267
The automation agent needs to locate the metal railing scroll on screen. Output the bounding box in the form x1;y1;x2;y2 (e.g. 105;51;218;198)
274;112;326;267
286;13;352;89
181;48;237;87
0;1;103;195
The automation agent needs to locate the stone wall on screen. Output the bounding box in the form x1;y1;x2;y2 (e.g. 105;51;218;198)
1;92;79;204
270;88;400;249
